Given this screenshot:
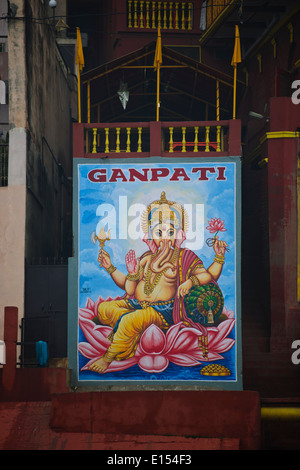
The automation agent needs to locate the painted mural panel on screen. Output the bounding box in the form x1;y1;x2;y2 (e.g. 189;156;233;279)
74;158;241;386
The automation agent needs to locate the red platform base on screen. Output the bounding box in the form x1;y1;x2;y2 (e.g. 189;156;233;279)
50;390;261;450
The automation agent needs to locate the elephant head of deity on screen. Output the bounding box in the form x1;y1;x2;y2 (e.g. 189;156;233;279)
141;192;188;273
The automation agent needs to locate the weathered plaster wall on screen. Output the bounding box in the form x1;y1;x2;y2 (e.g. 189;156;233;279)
0;0;27;339
0;186;26;340
25;0;75;262
0;0;75;339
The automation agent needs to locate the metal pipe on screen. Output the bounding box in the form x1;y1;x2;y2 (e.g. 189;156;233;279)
261;407;300;421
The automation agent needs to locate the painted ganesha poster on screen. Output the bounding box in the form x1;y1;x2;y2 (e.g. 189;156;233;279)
75;159;241;386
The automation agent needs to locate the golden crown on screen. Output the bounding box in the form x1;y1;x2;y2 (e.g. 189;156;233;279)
140;192;188;234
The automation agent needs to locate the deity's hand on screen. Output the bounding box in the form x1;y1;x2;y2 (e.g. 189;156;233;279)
125;249;140;275
98;249;111;269
177;279;193;298
213;236;228;256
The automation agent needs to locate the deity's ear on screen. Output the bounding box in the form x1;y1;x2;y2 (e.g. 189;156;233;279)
142;233;157;253
175;229;186;248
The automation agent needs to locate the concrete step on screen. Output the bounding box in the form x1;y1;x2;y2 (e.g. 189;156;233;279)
0;399;253;450
50;390;261;450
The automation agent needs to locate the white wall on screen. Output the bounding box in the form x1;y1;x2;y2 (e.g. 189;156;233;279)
0;0;27;340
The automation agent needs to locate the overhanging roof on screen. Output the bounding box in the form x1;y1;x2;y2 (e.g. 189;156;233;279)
80;42;241;123
199;0;300;61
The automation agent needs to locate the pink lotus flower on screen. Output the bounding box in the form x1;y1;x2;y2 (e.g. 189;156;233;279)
206;217;227;234
78;297;235;374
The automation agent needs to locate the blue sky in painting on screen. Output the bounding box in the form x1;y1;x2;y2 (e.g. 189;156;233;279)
78;161;237;313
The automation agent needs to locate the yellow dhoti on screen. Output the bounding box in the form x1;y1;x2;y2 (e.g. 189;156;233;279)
98;299;167;362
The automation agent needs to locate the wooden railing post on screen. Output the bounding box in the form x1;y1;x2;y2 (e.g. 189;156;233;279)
73;123;85;158
74;120;239;157
228;119;241;156
127;1;194;30
150;121;162;156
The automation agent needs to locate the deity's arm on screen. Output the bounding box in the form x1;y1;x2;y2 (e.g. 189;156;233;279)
109;269;127;290
207;261;223;282
98;249;126;289
207;243;226;281
177;265;212;298
190;266;213;286
125;278;138;296
179;262;222;298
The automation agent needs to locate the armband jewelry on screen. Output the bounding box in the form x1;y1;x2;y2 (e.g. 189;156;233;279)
126;271;140;281
105;264;117;274
190;275;200;286
214;254;225;265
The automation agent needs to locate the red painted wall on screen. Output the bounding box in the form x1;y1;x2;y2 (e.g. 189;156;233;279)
101;0;204;62
50;390;261;450
238;10;300;357
267;97;300;349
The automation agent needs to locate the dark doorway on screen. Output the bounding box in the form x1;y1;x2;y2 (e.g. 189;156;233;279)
24;263;68;363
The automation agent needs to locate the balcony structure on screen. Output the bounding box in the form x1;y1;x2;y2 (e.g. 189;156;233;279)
127;1;194;31
118;1;236;36
73;33;242;166
73;119;241;158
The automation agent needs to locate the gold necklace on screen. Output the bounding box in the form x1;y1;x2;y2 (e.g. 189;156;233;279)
143;246;179;295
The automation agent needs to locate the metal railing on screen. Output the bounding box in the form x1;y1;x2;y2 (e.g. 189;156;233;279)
205;0;232;29
16;316;50;367
164;123;224;152
73;119;242;158
127;1;193;30
85;123;150;155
